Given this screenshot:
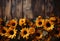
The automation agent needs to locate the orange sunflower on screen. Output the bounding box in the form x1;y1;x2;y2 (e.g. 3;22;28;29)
55;32;60;38
26;19;33;27
19;18;26;26
36;19;44;27
20;28;29;39
57;32;60;38
36;16;42;20
44;19;54;31
54;26;60;38
6;19;17;27
6;28;17;39
0;27;8;36
29;27;35;34
49;16;57;25
54;31;60;38
28;21;33;27
35;32;43;40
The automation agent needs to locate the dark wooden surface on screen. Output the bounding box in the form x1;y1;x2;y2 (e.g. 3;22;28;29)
0;0;60;20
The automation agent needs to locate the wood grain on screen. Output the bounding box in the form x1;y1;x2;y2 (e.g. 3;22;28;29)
0;0;59;19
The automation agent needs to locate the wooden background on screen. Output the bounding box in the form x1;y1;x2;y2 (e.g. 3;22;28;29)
0;0;60;20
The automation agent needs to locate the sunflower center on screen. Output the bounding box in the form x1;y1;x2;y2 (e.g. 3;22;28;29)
6;26;10;28
46;22;51;27
2;30;6;34
24;31;27;35
36;33;40;36
38;22;42;25
12;23;15;26
9;30;14;35
22;21;23;22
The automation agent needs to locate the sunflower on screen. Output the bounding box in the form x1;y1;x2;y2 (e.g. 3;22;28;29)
49;16;57;25
36;16;42;20
0;27;7;36
54;31;60;38
29;27;35;34
56;32;60;38
19;18;26;26
23;19;34;28
44;19;54;31
35;32;43;40
6;19;17;27
36;19;44;27
25;19;33;27
6;28;17;39
28;21;33;27
20;28;29;39
54;27;60;38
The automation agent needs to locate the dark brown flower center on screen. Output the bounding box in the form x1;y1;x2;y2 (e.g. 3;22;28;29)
22;21;23;22
12;23;15;26
38;22;42;25
6;26;10;28
24;31;27;35
46;22;51;27
2;30;6;34
9;30;14;35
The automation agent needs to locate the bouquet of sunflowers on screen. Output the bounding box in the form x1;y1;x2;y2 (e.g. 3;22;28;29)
0;16;60;41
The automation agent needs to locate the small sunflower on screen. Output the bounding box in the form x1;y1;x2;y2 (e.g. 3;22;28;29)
20;28;29;39
36;19;44;27
28;21;33;27
6;28;17;39
49;16;57;25
44;19;54;31
23;19;34;28
19;18;26;26
0;27;7;36
56;32;60;38
6;19;17;27
29;27;35;34
35;32;43;40
36;16;42;20
25;19;33;27
54;27;60;38
54;31;60;38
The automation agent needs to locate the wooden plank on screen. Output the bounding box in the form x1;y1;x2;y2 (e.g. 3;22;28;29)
15;0;22;19
4;0;11;20
23;0;33;19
